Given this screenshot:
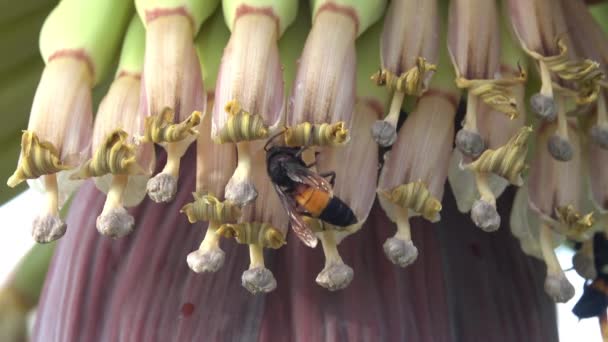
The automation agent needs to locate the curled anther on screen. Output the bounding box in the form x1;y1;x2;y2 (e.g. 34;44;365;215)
371;57;437;96
217;222;286;249
180;192;241;224
378;181;442;222
525;39;604;105
71;130;144;180
284;122;350;147
464;126;532;186
214;100;269;144
7;131;71;187
454;67;527;120
142;108;202;144
554;205;594;239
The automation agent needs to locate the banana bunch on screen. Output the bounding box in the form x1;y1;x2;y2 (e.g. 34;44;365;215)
5;2;608;339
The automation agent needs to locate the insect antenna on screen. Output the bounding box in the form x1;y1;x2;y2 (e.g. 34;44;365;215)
264;127;288;151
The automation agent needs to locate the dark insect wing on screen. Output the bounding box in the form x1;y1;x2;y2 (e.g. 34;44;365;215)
572;281;608;319
272;184;318;248
283;161;332;194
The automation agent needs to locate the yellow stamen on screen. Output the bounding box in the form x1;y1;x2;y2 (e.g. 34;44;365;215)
394;208;412;242
474;172;495;206
464;92;479;132
556;96;569;139
102;174;128;215
199;221;222;251
249;244;265;269
43;174;60;216
319;230;343;266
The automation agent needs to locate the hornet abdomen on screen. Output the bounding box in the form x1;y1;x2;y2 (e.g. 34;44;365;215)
294;185;330;217
318;196;357;227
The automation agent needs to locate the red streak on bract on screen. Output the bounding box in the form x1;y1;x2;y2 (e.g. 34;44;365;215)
235;4;280;35
180;303;195;317
48;49;95;82
422;89;459;108
116;71;142;81
315;3;360;35
362;98;385;119
145;7;195;31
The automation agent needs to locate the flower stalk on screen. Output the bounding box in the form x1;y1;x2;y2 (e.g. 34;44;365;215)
507;0;604;162
527;121;595;302
6;0;132;243
305;100;379;289
213;0;296;206
180;97;240;273
370;0;436;147
286;0;385;150
70;15;154;239
136;0;216;203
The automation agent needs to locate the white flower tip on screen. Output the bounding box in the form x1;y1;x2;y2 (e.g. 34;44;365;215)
96;207;134;239
530;94;557;121
590;125;608;149
187;248;225;273
471;200;501;232
146;173;177;203
544;273;575;303
225;177;258;207
547;134;573;161
315;262;354;291
383;237;419;267
455;129;485;158
371;120;397;147
241;267;277;294
32;214;66;243
572;252;597;280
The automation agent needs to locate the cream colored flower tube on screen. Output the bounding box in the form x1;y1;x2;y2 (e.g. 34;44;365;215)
136;0;217;203
70;16;155;239
180;96;239;273
527;121;594;302
371;0;438;147
7;0;132;243
212;0;297;206
378;87;457;267
306;100;379;290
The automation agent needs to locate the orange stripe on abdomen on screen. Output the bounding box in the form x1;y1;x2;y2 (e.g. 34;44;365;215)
294;186;330;217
